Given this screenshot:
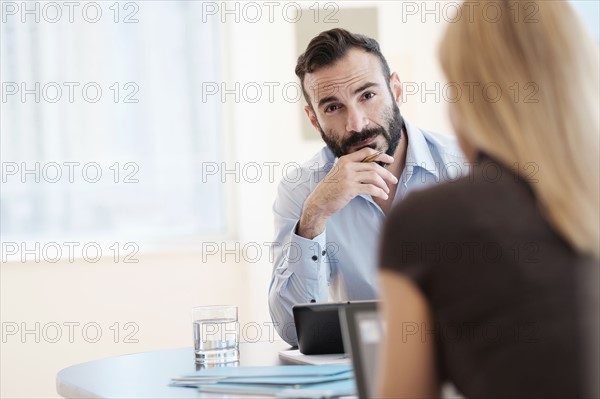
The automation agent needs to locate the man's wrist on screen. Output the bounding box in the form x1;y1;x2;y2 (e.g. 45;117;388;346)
297;204;327;239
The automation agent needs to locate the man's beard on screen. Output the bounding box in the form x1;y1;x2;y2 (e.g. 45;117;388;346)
319;103;405;161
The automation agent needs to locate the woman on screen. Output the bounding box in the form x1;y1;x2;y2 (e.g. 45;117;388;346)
377;1;599;397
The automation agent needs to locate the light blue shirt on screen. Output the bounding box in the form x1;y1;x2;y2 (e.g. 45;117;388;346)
268;120;467;345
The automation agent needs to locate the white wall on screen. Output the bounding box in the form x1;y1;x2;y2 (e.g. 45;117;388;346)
1;253;274;398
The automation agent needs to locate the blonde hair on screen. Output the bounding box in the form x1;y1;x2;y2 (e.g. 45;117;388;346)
440;0;600;259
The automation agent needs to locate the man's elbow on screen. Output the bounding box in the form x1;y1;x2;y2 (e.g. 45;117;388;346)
268;299;298;346
270;315;298;346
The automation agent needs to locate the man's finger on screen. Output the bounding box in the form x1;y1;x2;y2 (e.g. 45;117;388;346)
353;171;391;194
356;183;389;200
343;147;389;163
354;163;399;184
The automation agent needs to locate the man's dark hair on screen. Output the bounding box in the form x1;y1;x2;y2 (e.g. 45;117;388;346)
295;28;391;106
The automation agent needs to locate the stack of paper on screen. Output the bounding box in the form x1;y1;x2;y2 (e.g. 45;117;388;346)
278;349;351;365
170;365;356;398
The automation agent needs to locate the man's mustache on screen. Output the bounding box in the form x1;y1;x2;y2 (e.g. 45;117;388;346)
341;128;386;152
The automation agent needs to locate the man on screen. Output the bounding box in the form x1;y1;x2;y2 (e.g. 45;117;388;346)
268;29;466;346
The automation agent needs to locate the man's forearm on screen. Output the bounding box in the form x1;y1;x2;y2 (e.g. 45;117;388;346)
297;203;328;239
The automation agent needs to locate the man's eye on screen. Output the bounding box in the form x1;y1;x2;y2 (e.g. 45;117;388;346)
363;92;375;100
325;104;341;113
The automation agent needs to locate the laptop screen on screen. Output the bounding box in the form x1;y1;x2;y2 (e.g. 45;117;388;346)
339;301;382;398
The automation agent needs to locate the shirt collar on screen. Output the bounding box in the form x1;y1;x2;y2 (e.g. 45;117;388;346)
403;120;439;180
319;119;440;179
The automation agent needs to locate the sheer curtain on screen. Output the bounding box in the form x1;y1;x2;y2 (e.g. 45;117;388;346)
1;2;224;247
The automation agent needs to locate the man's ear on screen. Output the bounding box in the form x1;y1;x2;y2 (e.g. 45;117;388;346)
304;105;321;132
389;72;403;104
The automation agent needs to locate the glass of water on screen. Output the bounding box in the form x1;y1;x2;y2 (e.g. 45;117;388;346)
192;305;239;364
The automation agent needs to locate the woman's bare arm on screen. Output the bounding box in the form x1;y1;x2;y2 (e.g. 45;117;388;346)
376;269;440;398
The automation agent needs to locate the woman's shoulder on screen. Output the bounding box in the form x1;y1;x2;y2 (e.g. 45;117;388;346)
387;154;531;239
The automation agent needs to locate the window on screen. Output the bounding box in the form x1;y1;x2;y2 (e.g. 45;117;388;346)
1;2;225;248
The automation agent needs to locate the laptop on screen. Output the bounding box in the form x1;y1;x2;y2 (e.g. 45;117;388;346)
292;300;379;355
292;302;347;355
339;300;382;399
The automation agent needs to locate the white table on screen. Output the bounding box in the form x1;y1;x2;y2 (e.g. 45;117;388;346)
56;341;293;398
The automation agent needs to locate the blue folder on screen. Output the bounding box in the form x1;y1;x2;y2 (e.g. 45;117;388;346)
196;378;356;398
170;365;356;397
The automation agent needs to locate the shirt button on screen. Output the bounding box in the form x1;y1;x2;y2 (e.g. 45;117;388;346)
311;255;318;261
321;250;326;256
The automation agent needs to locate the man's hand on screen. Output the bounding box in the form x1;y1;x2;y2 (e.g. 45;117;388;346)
297;148;398;239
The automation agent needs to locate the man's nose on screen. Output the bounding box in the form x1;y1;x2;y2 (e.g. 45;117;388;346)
345;106;369;133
